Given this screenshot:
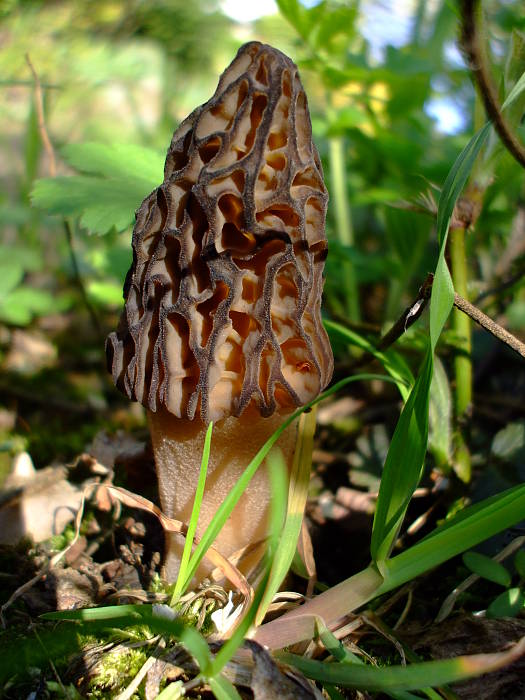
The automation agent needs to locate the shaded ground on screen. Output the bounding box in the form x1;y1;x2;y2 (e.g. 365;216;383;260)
0;317;524;698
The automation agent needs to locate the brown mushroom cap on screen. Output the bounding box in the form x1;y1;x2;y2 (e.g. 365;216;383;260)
106;41;333;423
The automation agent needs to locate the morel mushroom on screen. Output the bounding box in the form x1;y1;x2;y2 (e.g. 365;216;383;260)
106;42;333;581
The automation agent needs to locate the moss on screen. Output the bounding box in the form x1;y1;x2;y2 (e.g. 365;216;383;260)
86;645;148;698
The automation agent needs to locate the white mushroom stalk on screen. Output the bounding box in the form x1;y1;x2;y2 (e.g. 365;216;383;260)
106;42;333;582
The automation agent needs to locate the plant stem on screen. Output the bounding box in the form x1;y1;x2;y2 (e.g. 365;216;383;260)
329;136;360;322
449;225;472;482
63;219;102;338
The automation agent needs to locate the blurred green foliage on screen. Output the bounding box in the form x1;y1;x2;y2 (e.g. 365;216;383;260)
1;0;525;468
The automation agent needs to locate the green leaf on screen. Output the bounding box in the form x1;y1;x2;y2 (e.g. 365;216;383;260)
276;0;310;39
384;484;525;590
491;421;525;467
87;280;125;307
256;411;317;624
370;347;432;563
486;587;525;618
515;549;525;579
428;356;452;468
0;262;23;300
31;142;164;235
41;604;146;621
324;320;414;401
277;645;516;692
172;421;214;600
208;675;243;700
463;552;512;587
0;245;43;272
32;175;150;234
256;482;525;650
372;121;493;565
156;681;185;699
0;287;55;325
61;142;164;183
501;67;525;111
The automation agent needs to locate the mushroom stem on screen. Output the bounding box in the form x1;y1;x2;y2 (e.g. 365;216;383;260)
147;408;297;582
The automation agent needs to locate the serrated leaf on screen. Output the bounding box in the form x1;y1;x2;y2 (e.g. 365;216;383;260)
31;142;164;235
463;551;511;587
32;175;149;234
486;587;525;618
61;142;163;184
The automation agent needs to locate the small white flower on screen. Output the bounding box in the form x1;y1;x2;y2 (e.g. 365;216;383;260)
211;591;243;635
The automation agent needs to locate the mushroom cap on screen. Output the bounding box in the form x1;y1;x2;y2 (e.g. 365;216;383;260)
106;41;333;423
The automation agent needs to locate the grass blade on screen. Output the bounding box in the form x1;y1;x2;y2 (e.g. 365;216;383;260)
325;319;414;400
208;452;287;677
209;675;243;700
278;635;525;691
370;348;432;563
181;374;398;591
256;408;318;624
172;421;213;601
371;121;492;564
255;482;525;650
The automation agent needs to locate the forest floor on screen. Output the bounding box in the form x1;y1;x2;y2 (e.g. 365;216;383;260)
0;316;524;698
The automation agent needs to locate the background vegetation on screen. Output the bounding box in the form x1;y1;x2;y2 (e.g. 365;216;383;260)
1;0;525;697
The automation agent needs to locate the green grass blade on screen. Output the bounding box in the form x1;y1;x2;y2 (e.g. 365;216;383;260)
434;123;491;247
255;484;525;651
208;452;287;677
324;319;414;400
156;682;185;699
209;675;243;700
371;121;492;564
172;421;213;601
40;604;146;621
277;644;521;692
181;374;398;591
370;347;432;563
41;608;213;674
256;409;317;624
501;68;525;110
383;482;525;590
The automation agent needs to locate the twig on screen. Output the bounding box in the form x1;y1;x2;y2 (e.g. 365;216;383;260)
378;273;434;351
474;265;525;305
453;291;525;359
460;0;525;169
26;54;102;337
339;274;433;374
25;53;57;177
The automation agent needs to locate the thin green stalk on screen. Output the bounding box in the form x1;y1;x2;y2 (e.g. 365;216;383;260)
329;136;360;321
171;421;213;603
449;224;472;482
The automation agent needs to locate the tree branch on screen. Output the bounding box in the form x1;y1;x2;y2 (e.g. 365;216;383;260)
453;291;525;359
460;0;525;169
